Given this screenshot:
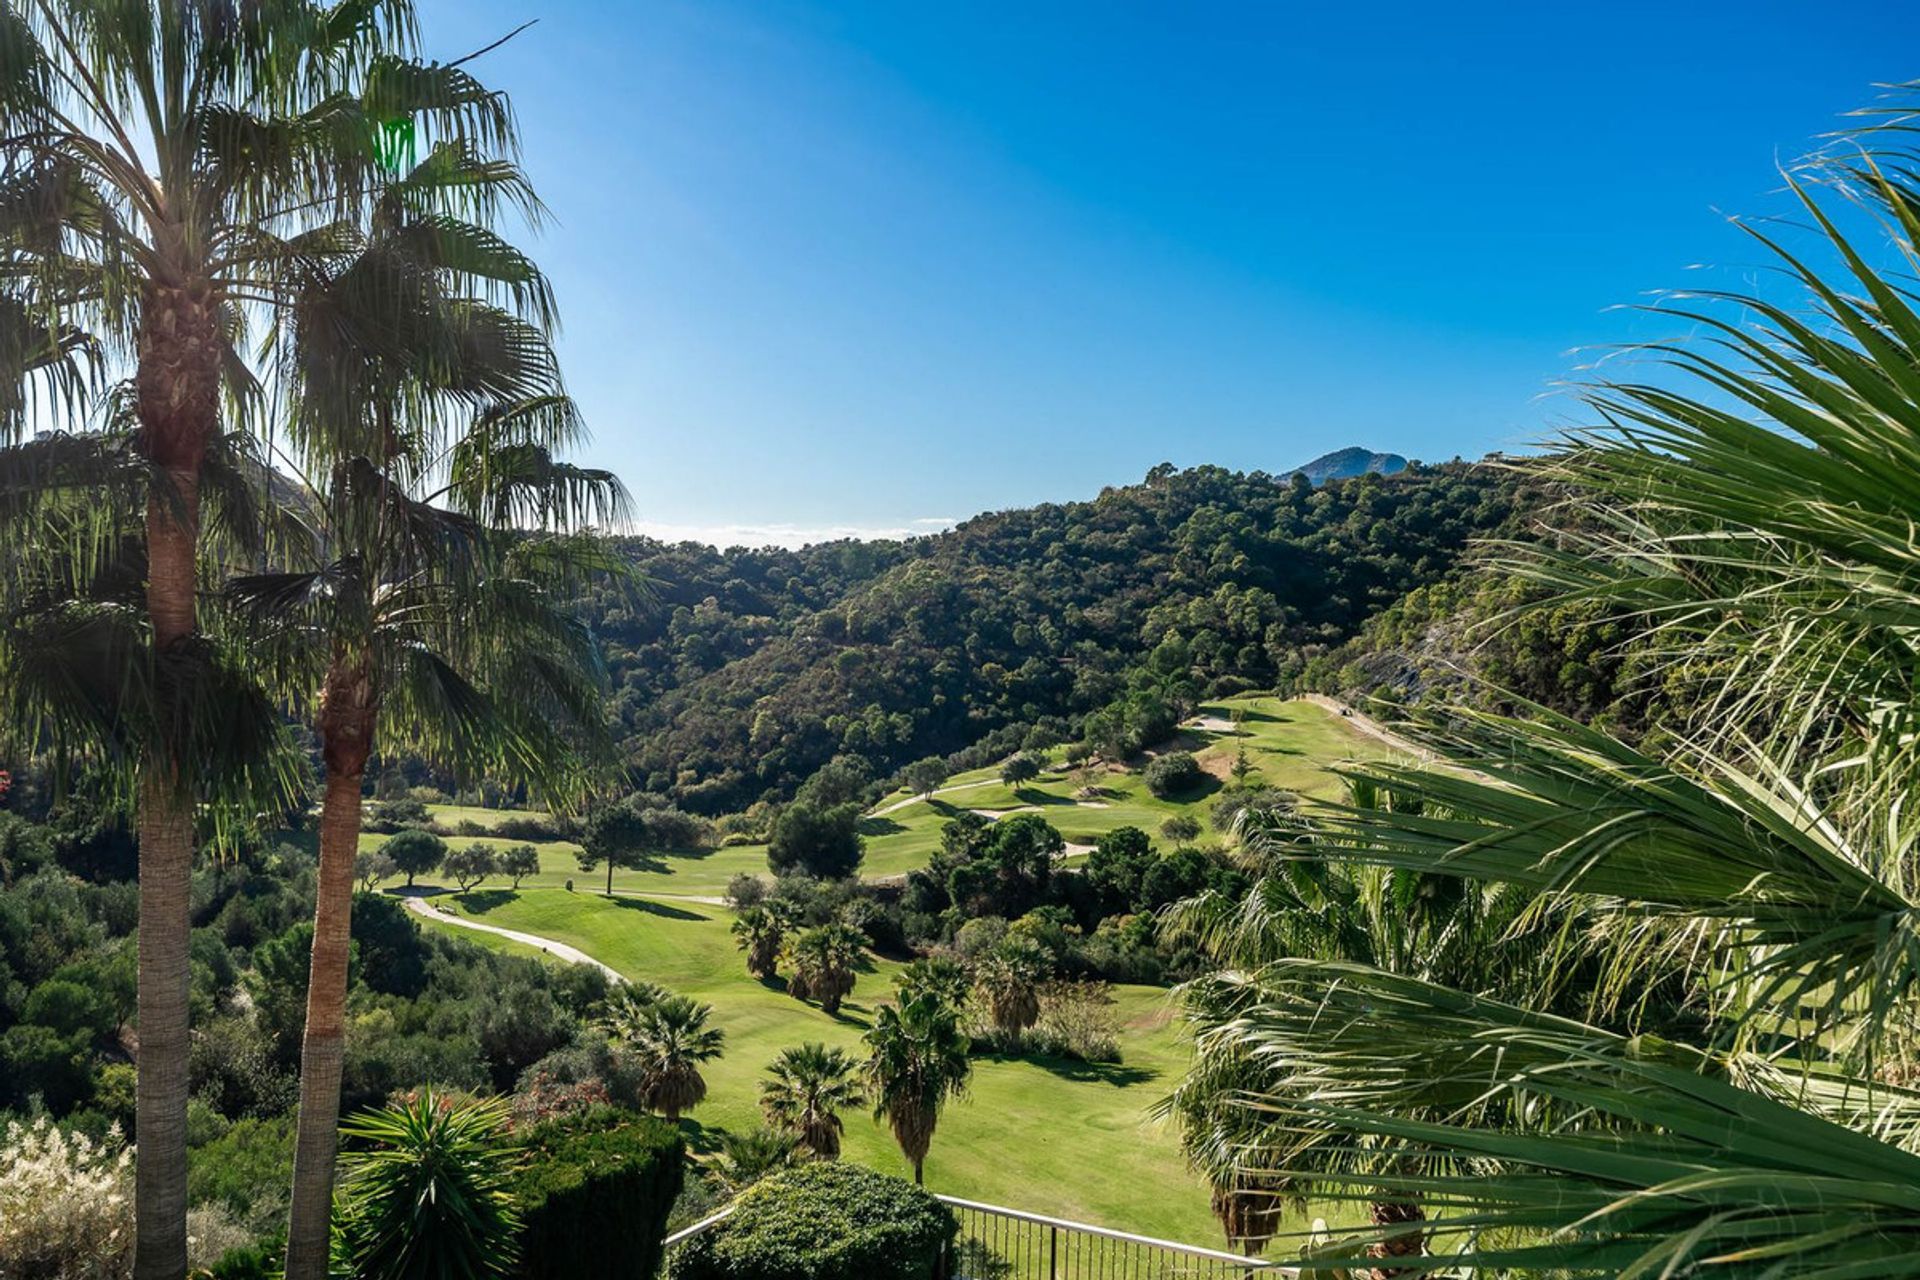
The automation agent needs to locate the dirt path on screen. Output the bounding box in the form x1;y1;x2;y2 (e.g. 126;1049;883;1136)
1302;693;1433;761
403;895;624;982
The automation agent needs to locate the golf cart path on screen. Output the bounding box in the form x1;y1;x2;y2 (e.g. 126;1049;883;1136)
403;895;624;982
873;776;1003;815
1301;694;1433;761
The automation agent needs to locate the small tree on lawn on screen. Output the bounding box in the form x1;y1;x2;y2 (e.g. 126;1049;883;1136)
732;906;788;980
1161;814;1202;844
972;936;1052;1044
622;996;725;1121
788;924;864;1015
500;844;541;890
578;801;654;896
865;994;971;1184
902;758;949;801
383;830;447;890
999;753;1040;790
354;852;396;894
444;845;497;894
761;1042;865;1159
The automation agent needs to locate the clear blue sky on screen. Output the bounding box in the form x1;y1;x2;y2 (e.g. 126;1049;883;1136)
428;0;1920;547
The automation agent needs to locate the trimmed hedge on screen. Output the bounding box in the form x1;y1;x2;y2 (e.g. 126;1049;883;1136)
511;1107;685;1280
668;1162;956;1280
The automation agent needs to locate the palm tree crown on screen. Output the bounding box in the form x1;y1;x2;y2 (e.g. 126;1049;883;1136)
760;1042;864;1159
620;994;725;1122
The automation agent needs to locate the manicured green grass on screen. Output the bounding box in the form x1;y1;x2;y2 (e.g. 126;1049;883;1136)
384;700;1390;1245
370;698;1388;897
418;889;1229;1243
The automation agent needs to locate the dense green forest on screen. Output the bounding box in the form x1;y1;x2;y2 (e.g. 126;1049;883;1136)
578;460;1537;812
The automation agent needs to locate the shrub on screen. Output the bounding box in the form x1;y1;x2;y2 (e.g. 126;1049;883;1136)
1028;981;1122;1063
726;872;768;910
668;1162;956;1280
510;1108;684;1280
364;797;431;834
1142;751;1204;798
1159;813;1202;844
188;1114;295;1236
493;814;566;843
0;1117;134;1280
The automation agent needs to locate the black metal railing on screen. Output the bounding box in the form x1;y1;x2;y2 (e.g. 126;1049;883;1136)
937;1195;1285;1280
662;1195;1289;1280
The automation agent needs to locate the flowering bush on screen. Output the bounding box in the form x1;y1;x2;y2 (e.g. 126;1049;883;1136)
0;1117;134;1279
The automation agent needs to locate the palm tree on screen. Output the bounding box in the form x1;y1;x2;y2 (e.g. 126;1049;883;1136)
864;993;971;1184
1174;103;1920;1273
731;905;786;980
760;1042;865;1159
787;923;864;1016
971;936;1051;1044
0;8;524;1270
1164;802;1550;1263
230;154;621;1277
895;955;971;1007
621;995;725;1122
708;1127;801;1195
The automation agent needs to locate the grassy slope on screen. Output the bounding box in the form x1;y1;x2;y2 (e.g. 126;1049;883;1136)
369;697;1384;896
426;891;1219;1241
393;697;1390;1243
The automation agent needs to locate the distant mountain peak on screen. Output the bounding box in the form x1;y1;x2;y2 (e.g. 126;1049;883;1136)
1289;447;1409;485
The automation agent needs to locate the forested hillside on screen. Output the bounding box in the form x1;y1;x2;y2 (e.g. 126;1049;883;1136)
578;460;1538;812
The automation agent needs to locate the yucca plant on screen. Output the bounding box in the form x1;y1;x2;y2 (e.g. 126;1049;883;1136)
332;1091;521;1280
1172;91;1920;1275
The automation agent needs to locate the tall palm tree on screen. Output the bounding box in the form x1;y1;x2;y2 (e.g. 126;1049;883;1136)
0;8;525;1270
1175;101;1920;1274
760;1042;864;1159
864;993;970;1184
787;923;863;1016
621;994;725;1122
230;148;621;1280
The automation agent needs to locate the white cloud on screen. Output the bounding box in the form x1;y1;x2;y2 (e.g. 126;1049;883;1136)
628;515;958;550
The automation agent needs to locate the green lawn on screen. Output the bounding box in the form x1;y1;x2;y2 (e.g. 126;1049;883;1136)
366;698;1388;897
417;890;1232;1243
381;699;1388;1245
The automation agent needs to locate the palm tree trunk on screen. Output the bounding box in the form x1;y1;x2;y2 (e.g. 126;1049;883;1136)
134;406;210;1279
131;269;221;1280
285;661;376;1280
1365;1197;1426;1280
134;770;194;1280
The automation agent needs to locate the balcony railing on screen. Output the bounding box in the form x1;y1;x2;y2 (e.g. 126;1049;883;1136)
664;1194;1294;1280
